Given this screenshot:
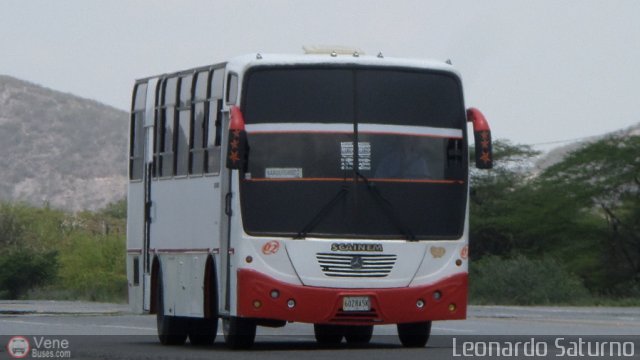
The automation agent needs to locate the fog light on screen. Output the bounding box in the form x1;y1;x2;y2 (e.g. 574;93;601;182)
448;303;457;312
270;289;280;299
433;291;442;301
416;299;425;309
253;300;262;309
287;299;296;309
245;256;253;263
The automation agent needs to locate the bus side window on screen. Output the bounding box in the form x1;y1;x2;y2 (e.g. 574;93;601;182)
205;69;224;175
226;73;238;105
190;71;209;175
129;82;147;181
176;74;193;176
206;99;222;174
152;79;163;178
160;77;178;177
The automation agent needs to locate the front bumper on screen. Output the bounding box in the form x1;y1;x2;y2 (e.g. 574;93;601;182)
237;269;467;325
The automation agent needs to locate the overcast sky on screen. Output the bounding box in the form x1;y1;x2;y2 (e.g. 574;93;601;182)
2;0;639;147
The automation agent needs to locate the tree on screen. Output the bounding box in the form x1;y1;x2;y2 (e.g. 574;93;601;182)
537;135;640;294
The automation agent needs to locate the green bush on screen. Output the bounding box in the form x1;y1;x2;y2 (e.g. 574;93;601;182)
56;233;127;302
0;247;58;299
0;201;127;302
470;254;591;305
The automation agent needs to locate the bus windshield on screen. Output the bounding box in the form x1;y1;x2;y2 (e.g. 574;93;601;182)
239;66;468;240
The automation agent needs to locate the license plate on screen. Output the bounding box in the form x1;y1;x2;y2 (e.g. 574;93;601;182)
342;296;370;312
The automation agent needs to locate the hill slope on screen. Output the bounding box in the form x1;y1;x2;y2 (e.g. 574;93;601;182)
0;75;128;211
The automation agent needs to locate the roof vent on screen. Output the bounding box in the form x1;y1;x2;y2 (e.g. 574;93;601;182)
303;45;365;56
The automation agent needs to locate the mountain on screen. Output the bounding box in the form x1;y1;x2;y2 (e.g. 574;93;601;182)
533;122;640;174
0;75;128;212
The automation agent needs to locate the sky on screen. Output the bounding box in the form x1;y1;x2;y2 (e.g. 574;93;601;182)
2;0;639;147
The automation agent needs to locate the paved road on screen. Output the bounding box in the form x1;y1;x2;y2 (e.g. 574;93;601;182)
1;302;638;359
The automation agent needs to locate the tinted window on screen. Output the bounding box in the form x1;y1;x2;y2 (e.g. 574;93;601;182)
159;77;178;177
211;69;224;99
194;71;209;101
130;83;147;180
239;66;468;239
226;73;238;104
179;75;193;108
356;70;464;128
243;68;353;124
133;83;147;111
164;77;178;106
206;99;222;174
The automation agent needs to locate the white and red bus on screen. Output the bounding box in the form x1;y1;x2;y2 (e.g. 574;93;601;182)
127;50;492;349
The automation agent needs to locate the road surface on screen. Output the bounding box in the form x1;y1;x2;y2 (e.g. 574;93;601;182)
1;302;638;359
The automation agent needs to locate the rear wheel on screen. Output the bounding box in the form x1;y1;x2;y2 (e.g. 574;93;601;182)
314;324;344;345
156;271;188;345
397;321;431;348
223;317;256;349
188;257;218;346
344;325;373;345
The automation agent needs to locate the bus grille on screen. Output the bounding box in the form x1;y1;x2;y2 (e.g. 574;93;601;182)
316;253;396;278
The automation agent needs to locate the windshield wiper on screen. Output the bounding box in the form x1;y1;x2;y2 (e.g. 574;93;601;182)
356;172;416;241
294;184;350;239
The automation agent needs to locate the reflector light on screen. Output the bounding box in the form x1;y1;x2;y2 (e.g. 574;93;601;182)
287;299;296;309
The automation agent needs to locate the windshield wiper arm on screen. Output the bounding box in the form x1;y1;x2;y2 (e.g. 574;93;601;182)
295;184;350;239
356;172;416;241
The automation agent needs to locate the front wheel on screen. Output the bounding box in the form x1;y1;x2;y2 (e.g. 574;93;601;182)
344;325;373;345
223;317;256;349
188;318;218;345
313;324;344;345
397;321;431;348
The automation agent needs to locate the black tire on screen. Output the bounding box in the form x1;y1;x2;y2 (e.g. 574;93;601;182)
344;325;373;345
188;318;218;346
223;317;256;349
156;270;188;345
397;321;432;348
188;257;219;346
313;324;344;345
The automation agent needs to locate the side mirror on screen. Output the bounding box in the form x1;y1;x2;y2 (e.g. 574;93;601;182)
226;106;248;170
467;108;493;169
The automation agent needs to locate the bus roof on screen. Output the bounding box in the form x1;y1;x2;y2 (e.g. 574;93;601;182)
135;53;460;84
226;53;460;77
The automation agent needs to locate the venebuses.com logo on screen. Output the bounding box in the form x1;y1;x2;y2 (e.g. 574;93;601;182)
5;335;72;359
6;336;30;359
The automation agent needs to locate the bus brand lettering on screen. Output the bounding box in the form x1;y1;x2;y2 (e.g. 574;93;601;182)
262;241;280;255
331;243;383;252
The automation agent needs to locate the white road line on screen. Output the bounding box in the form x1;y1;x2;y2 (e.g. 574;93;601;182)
432;326;474;333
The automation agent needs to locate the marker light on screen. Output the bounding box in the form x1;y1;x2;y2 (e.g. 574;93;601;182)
245;256;253;263
456;259;463;267
416;299;425;309
253;300;262;309
433;291;442;301
270;290;280;299
449;303;457;312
